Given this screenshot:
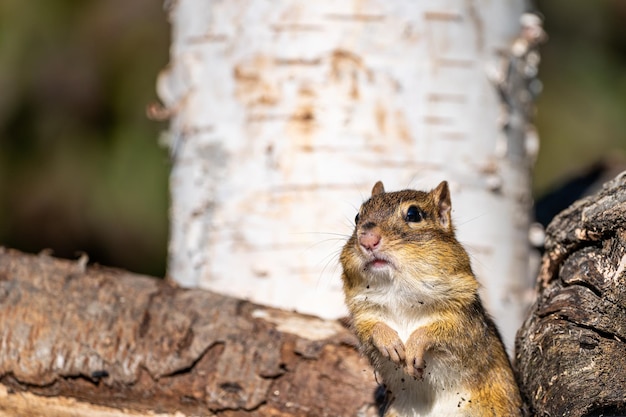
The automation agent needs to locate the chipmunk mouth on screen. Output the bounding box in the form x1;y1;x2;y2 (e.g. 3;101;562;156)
370;258;390;268
364;254;396;271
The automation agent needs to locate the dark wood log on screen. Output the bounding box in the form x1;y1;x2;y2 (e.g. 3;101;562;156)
0;248;379;416
515;172;626;417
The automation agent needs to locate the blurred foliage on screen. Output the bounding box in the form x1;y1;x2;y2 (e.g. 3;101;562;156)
0;1;625;275
533;0;626;195
0;0;170;276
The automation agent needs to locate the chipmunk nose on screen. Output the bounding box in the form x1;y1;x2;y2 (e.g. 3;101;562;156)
359;229;381;251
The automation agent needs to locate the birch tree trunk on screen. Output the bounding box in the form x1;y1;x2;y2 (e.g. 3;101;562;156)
157;0;542;350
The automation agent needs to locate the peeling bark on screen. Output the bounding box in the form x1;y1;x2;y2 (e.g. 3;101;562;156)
515;172;626;417
0;249;378;416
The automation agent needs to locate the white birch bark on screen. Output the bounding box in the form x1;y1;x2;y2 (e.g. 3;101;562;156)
157;0;540;350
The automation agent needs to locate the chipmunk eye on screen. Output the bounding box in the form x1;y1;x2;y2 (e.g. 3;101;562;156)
355;213;360;224
405;205;424;223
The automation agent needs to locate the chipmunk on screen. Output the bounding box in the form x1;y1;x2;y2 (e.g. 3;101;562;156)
340;181;522;417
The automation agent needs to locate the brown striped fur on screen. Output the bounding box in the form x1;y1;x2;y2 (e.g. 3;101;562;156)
340;181;522;417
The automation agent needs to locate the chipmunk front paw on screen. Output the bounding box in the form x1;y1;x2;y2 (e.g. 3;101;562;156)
371;322;405;364
404;327;430;380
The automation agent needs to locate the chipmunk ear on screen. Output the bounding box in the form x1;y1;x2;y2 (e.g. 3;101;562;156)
432;181;452;230
371;181;385;196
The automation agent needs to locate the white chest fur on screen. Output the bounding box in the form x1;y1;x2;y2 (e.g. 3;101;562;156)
354;275;471;416
376;346;471;417
353;273;439;342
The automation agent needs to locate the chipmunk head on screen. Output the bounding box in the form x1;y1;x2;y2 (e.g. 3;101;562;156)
341;181;471;287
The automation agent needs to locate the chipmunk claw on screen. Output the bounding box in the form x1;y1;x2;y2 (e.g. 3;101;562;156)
378;339;405;364
406;355;425;380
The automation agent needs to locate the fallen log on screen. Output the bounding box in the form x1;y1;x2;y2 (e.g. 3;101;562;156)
0;248;378;416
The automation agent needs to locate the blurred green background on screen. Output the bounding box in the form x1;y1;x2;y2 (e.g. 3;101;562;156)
1;1;625;277
533;0;626;194
0;0;170;276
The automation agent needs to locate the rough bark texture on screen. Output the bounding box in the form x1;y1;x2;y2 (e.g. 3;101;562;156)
515;172;626;417
0;248;378;417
